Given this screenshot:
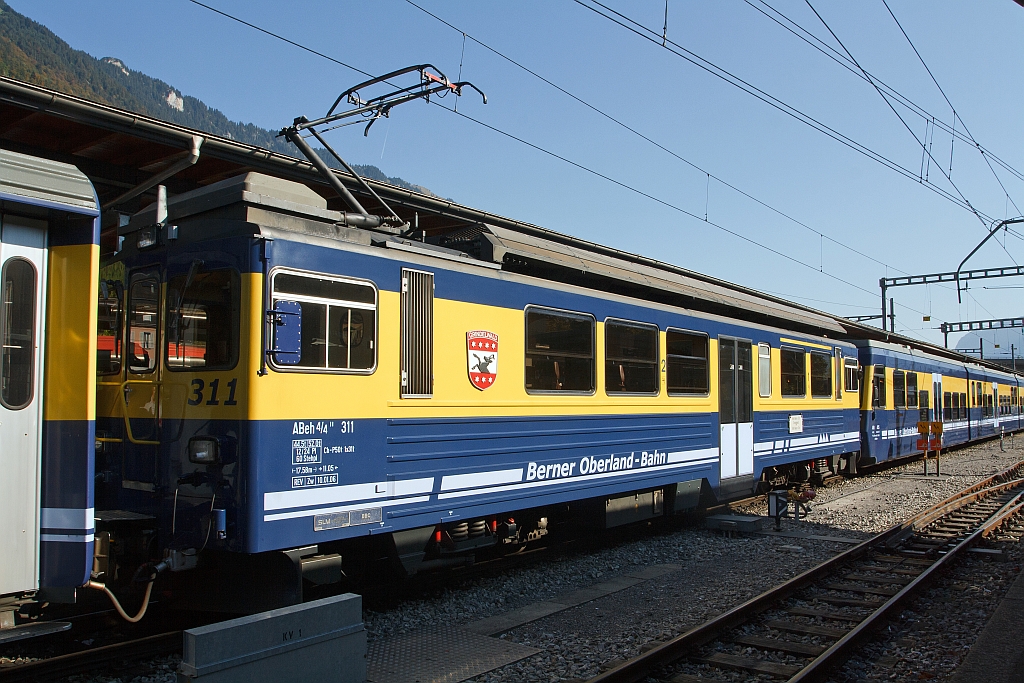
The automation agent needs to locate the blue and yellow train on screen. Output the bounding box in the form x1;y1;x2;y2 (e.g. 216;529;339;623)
1;149;1022;623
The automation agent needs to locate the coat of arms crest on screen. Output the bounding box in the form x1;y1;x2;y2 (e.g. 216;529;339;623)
467;330;498;390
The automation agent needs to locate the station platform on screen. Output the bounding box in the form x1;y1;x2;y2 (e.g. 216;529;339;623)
951;563;1024;683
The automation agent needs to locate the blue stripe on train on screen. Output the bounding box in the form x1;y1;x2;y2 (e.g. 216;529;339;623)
40;419;94;587
249;409;860;552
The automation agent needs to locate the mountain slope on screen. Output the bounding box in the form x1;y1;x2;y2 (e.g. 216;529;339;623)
0;1;436;196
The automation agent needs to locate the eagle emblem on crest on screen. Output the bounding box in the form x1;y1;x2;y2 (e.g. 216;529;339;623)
467;330;498;390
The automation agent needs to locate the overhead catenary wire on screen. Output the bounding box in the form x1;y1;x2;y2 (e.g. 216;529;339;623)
570;0;1000;224
744;0;1024;186
402;0;925;280
182;0;947;338
802;0;1018;267
880;0;1023;218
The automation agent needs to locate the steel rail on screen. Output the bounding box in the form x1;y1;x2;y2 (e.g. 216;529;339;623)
586;457;1024;683
790;487;1024;682
0;631;180;683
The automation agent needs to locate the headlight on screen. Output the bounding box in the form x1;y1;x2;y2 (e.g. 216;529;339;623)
188;436;220;464
137;225;158;249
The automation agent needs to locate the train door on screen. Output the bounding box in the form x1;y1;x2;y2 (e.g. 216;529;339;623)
994;383;1000;430
120;268;162;490
0;216;46;594
718;337;753;479
933;373;942;424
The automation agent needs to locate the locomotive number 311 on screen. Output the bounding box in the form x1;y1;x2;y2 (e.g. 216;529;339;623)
188;378;239;406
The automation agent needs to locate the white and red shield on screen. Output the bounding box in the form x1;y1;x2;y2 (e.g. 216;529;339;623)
467;330;499;390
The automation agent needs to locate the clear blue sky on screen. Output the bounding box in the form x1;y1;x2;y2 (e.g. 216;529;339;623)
13;0;1024;354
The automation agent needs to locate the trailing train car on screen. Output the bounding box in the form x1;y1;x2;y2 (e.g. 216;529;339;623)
87;172;864;609
0;150;99;624
964;360;1022;438
855;340;1022;466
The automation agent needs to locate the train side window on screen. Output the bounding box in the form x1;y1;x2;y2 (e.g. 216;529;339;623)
906;373;918;407
666;329;709;396
525;307;594;393
166;268;239;371
952;392;960;420
757;343;771;398
961;393;968;419
0;258;36;409
871;366;886;408
893;370;906;409
918;389;930;422
810;351;832;398
271;271;377;372
604;319;658;395
127;278;159;374
97;280;123;375
844;358;859;392
780;347;806;398
943;391;952;421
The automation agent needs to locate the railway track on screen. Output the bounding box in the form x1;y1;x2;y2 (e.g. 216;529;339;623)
586;459;1024;683
0;631;180;683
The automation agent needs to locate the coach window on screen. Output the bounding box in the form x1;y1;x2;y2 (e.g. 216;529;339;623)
272;271;377;371
952;392;960;420
844;358;859;392
757;343;771;398
127;278;159;374
666;329;709;396
525;307;594;393
810;351;832;398
605;319;658;394
893;370;906;409
0;258;36;409
780;347;806;398
166;268;239;370
906;373;918;408
960;392;968;419
871;366;886;408
663;329;704;395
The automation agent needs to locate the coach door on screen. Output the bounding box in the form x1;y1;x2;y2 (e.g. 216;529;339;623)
719;338;754;479
120;269;162;489
0;216;46;594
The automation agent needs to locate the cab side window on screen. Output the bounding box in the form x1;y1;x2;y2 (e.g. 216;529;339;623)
97;280;122;375
166;268;240;371
127;278;159;374
272;271;377;372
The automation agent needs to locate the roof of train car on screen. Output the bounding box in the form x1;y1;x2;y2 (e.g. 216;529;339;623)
0;75;1018;378
0;147;97;214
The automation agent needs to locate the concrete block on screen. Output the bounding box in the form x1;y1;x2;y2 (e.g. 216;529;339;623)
705;514;765;533
177;593;365;683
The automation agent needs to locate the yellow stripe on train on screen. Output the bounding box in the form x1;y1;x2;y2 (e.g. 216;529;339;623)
44;243;98;421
